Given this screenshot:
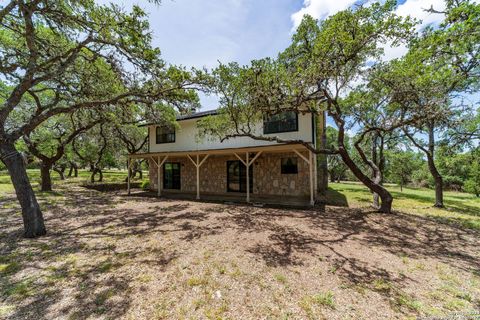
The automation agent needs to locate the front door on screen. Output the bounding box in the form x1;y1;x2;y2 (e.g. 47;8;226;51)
227;160;253;193
163;162;181;189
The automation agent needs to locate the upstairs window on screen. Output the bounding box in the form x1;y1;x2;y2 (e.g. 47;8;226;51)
281;157;298;174
156;126;175;144
263;111;298;134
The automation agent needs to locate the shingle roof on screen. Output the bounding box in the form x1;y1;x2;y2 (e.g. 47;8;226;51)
138;109;218;127
175;109;218;120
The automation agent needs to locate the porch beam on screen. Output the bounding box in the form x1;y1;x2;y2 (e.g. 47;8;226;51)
159;155;169;167
198;154;210;167
248;151;262;166
150;156;160;168
187;154;197;167
233;152;247;166
293;149;309;163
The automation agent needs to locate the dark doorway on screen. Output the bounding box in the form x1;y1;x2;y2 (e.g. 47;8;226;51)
163;162;181;189
227;160;253;193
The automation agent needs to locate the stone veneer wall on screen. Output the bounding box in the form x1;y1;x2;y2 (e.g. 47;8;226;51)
148;152;310;196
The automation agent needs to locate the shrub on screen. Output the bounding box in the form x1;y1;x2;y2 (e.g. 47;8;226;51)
141;180;150;190
412;167;432;188
443;175;464;191
464;179;479;197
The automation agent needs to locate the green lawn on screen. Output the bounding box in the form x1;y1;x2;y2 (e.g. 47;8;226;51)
328;182;480;230
0;169;132;193
1;170;479;231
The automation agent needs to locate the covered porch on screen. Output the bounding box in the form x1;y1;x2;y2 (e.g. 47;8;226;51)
127;144;318;206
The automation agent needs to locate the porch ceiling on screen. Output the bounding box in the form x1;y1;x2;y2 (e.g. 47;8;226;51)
127;143;310;159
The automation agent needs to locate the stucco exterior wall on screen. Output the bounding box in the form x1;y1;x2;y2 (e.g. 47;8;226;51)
148;113;314;153
148;152;310;197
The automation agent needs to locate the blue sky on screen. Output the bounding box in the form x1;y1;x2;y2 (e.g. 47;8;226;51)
97;0;450;112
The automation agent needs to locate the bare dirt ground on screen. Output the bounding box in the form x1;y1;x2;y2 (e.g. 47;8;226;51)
1;186;479;320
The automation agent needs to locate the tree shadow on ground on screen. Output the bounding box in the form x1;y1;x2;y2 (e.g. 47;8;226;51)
325;187;349;207
0;188;204;319
1;186;479;319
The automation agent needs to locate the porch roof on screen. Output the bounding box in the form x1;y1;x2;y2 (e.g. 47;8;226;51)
126;143;310;159
126;142;317;206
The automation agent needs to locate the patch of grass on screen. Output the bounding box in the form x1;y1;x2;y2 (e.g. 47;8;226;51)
97;259;115;273
0;305;15;317
328;182;480;230
4;279;36;299
193;298;207;310
312;291;335;309
94;288;115;313
204;302;229;320
0;261;21;276
437;268;461;286
216;265;227;275
444;298;467;311
136;273;153;283
153;299;171;319
392;292;423;313
0;169;140;195
372;278;393;292
414;262;426;271
45;266;69;283
186;277;209;287
274;273;287;284
298;298;315;319
300;291;335;312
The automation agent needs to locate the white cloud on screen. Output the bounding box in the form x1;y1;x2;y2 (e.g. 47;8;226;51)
291;0;357;28
395;0;446;30
290;0;448;61
291;0;447;30
380;0;446;61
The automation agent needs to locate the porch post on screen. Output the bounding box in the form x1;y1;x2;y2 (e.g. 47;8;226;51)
314;151;318;198
157;156;161;197
246;152;250;203
157;155;169;197
188;154;209;200
127;157;131;195
309;150;314;206
196;154;200;200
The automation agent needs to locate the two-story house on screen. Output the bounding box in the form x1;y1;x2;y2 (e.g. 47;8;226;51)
127;109;327;206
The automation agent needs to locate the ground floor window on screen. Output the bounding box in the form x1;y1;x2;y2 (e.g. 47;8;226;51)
281;157;298;174
227;160;253;193
163;162;181;189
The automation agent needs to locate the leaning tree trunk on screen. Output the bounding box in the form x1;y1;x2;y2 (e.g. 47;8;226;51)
372;184;381;208
73;163;78;177
371;134;385;209
427;125;444;208
0;143;46;238
90;167;103;183
335;116;393;213
427;155;444;207
53;165;66;180
338;147;393;213
40;161;53;192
